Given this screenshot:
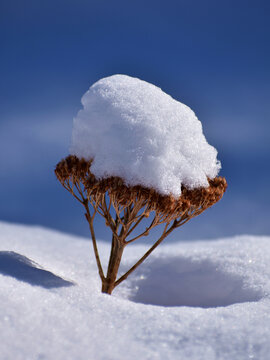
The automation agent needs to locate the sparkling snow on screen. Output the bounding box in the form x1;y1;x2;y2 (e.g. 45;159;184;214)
1;221;270;360
71;75;221;197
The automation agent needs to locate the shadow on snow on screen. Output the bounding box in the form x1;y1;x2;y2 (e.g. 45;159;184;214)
125;255;263;308
0;251;74;289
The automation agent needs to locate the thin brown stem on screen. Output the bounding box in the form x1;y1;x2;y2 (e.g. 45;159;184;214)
125;214;161;244
114;222;175;287
125;215;145;238
84;204;105;282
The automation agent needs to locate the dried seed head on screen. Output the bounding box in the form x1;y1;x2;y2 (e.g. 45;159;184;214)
55;155;227;221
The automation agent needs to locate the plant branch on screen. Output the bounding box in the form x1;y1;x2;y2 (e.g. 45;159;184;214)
114;221;176;287
125;215;145;238
125;214;161;244
84;203;105;282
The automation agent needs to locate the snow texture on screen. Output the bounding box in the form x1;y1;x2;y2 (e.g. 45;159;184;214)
1;221;270;360
71;75;221;197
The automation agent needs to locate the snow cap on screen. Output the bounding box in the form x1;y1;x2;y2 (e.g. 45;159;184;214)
70;74;221;197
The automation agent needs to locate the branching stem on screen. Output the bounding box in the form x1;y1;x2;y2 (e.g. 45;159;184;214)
114;222;175;287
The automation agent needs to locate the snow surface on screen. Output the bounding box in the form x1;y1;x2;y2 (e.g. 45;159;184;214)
1;221;270;360
71;75;221;197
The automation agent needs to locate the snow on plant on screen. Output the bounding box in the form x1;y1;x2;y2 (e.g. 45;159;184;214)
55;75;227;294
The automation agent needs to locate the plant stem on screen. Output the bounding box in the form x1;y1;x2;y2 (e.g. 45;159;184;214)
102;236;125;294
114;222;176;288
84;204;105;282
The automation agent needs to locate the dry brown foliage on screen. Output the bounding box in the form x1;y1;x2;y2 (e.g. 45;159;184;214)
55;155;227;294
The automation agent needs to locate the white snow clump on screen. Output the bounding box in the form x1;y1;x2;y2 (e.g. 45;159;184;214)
71;74;221;197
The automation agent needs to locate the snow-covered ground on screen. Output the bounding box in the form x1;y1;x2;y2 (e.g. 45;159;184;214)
1;220;270;360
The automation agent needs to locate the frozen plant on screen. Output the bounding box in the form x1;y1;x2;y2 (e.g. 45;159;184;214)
55;75;227;294
55;157;226;294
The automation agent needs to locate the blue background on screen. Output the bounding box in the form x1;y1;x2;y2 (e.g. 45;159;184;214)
1;0;269;242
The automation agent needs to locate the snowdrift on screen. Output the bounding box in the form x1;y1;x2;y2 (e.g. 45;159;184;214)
1;221;270;360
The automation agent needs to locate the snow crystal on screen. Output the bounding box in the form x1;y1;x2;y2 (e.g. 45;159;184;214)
71;75;221;197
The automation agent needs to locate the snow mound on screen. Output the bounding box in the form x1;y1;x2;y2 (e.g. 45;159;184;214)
1;221;270;360
71;75;221;197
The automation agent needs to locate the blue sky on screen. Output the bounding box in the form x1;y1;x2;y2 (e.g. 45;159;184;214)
0;0;269;241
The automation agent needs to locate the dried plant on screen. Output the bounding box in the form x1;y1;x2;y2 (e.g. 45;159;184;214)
55;155;227;294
